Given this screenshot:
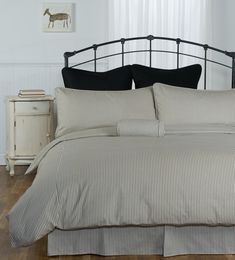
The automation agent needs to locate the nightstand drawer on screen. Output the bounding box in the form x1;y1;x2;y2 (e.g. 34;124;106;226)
15;101;50;115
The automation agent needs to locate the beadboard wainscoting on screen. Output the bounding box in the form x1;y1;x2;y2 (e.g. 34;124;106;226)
0;62;108;165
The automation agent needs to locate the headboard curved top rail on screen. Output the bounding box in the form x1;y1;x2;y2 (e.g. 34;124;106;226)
64;35;235;89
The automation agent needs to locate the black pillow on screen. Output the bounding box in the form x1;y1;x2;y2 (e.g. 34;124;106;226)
131;64;202;89
62;65;132;91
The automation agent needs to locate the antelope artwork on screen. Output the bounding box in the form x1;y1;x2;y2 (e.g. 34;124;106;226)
43;8;71;28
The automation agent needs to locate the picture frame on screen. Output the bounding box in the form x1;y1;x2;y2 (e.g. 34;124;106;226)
42;3;74;32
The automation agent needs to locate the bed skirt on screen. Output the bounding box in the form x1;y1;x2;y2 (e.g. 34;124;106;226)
48;225;235;257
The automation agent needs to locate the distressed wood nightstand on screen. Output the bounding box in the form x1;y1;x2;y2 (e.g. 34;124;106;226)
5;95;54;176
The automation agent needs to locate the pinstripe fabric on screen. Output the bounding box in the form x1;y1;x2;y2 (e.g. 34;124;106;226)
164;226;235;257
48;226;164;256
55;87;156;137
153;83;235;125
7;127;235;248
48;226;235;257
117;119;165;137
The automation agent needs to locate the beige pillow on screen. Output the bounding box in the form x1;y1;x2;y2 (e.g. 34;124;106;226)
55;87;156;137
153;83;235;125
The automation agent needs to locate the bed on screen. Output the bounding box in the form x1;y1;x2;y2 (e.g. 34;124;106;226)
7;36;235;258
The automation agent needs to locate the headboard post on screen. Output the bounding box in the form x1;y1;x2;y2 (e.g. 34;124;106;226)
225;52;235;89
64;53;69;67
64;51;77;67
230;52;235;89
232;56;235;89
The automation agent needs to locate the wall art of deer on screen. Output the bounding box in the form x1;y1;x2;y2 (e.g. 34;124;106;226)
43;8;71;28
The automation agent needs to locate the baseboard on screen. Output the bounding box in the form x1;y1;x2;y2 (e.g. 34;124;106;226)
0;154;5;165
0;155;32;166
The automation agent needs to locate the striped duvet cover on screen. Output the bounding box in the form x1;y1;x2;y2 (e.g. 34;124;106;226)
8;126;235;247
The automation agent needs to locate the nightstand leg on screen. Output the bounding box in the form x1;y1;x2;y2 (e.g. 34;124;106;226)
5;157;10;171
8;159;15;176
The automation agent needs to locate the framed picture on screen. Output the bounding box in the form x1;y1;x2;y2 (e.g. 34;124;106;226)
42;3;74;32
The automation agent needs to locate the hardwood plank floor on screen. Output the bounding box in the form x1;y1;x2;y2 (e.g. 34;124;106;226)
1;165;235;260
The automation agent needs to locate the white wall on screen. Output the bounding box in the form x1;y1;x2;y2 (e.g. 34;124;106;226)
0;0;108;164
205;0;232;90
0;0;108;63
224;0;235;50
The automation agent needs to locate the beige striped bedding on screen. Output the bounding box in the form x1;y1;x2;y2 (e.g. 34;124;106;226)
7;125;235;247
48;226;235;256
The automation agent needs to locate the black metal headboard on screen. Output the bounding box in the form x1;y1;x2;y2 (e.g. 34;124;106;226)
64;35;235;90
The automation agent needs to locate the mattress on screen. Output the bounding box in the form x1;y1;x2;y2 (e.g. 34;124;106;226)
48;225;235;257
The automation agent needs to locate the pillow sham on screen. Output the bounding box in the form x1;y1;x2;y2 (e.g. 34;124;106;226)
131;64;202;89
62;65;132;91
55;87;156;137
153;83;235;125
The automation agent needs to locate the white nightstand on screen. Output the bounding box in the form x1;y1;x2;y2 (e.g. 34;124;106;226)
5;95;54;176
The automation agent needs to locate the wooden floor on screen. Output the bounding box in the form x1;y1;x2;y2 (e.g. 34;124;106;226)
1;165;235;260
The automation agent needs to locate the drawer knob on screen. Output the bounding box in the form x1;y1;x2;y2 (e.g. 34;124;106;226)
46;133;50;137
33;106;38;110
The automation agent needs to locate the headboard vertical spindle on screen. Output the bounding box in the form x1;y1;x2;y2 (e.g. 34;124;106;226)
147;35;154;67
121;38;125;67
93;44;97;72
176;38;181;69
203;45;208;90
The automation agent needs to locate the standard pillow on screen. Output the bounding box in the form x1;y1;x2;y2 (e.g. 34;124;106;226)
55;87;156;137
62;66;132;91
131;64;202;89
153;83;235;125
